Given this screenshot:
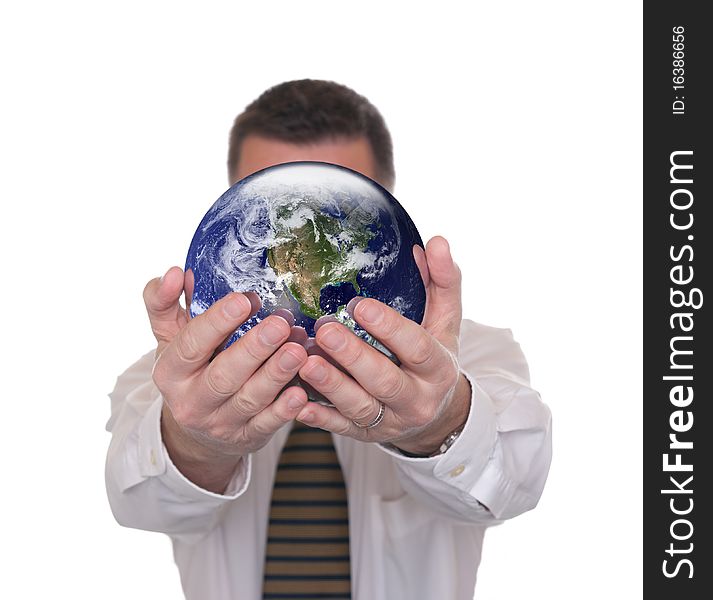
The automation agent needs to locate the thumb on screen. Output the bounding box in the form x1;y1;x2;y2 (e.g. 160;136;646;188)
143;266;189;345
419;236;462;351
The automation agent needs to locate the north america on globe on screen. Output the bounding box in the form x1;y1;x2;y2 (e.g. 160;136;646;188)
267;205;375;320
185;161;426;356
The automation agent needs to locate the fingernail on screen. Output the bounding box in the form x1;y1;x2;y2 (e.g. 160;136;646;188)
304;361;327;382
243;291;262;314
319;324;346;351
279;349;303;370
346;297;363;319
298;410;315;423
273;308;295;327
260;318;287;345
287;326;309;346
356;300;382;324
224;294;249;318
287;395;304;410
314;314;338;333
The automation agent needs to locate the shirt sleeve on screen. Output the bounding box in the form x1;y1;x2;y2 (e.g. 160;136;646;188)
104;351;252;540
376;319;552;524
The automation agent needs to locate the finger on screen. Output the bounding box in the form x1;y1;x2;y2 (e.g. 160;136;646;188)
309;325;417;405
339;300;452;379
218;342;308;420
299;355;384;423
242;385;309;440
200;313;294;401
304;338;350;373
245;291;263;314
156;292;254;378
211;295;264;357
144;266;188;345
301;346;355;408
296;401;371;440
420;236;462;351
314;314;338;331
287;326;309;346
300;340;406;423
273;308;295;326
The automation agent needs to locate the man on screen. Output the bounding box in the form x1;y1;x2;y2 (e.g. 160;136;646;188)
106;79;552;600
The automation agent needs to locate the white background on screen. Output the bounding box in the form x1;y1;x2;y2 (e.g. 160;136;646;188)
0;1;642;598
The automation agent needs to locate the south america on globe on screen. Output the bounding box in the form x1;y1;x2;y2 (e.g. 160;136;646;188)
185;161;426;371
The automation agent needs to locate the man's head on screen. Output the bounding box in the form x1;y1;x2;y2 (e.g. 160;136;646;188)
227;79;395;191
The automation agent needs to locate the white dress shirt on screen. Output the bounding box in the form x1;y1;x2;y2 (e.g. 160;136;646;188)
105;319;552;600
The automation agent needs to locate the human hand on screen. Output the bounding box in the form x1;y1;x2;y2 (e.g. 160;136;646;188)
295;236;471;456
143;267;310;492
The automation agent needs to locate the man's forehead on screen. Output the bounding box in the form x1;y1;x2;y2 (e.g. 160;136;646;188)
233;135;379;186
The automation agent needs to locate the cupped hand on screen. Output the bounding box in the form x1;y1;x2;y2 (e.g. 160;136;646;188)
295;236;471;456
143;267;310;491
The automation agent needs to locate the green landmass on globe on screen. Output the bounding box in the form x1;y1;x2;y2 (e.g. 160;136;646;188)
186;162;427;371
267;208;377;319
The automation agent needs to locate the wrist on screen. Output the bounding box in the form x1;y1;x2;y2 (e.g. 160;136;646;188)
393;372;471;456
161;404;242;493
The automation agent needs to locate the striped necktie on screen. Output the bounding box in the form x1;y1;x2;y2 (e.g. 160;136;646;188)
262;421;351;600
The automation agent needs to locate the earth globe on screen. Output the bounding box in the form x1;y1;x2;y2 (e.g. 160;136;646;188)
185;161;426;388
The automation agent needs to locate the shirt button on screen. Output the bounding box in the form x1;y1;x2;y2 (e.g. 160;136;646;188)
449;465;465;477
150;449;157;466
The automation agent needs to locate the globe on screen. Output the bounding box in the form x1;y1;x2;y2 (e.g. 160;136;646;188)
185;161;426;360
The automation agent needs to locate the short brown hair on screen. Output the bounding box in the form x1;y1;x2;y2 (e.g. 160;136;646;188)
227;79;395;189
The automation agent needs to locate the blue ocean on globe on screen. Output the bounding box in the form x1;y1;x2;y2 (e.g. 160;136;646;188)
185;161;426;354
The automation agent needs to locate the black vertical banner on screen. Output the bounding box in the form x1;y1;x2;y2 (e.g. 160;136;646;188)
644;2;711;597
